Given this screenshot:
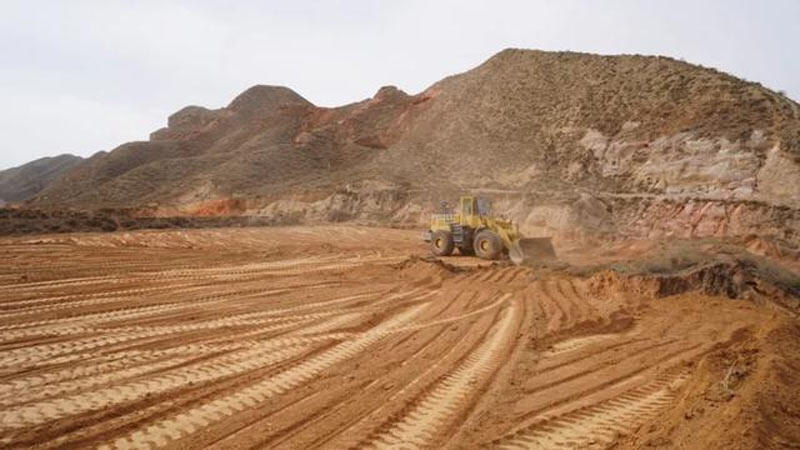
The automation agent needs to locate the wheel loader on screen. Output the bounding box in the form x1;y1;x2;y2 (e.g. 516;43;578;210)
422;196;556;265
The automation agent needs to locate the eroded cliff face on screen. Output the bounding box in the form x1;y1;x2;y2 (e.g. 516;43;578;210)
498;126;800;245
26;49;800;246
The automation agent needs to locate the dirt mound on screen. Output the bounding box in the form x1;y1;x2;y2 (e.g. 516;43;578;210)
616;317;800;449
551;237;800;315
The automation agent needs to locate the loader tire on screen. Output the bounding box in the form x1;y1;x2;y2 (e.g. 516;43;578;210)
474;230;502;260
430;230;455;256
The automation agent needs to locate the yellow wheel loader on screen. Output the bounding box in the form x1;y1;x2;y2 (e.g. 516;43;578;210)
422;196;556;265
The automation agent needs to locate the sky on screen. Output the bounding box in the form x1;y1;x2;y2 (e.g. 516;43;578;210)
1;0;799;170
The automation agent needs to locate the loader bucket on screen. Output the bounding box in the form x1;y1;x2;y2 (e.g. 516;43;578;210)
509;237;557;266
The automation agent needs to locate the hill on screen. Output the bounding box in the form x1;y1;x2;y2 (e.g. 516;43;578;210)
0;154;83;204
25;49;800;245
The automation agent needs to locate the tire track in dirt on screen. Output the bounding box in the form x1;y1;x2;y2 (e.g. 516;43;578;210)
533;283;566;334
101;303;429;449
541;333;623;358
202;312;363;346
535;336;652;374
521;286;546;331
118;254;403;286
105;289;407;337
478;268;500;282
0;283;334;324
0;299;282;343
244;286;509;449
538;280;572;330
0;283;354;342
0;300;203;334
522;338;684;397
369;301;520;448
488;267;515;283
553;278;595;324
0;266;342;312
393;293;512;334
512;340;705;436
0;340;317;430
500;267;527;284
0;283;204;315
1;226;773;449
0;317;309;368
308;319;490;449
0;253;370;300
195;287;437;349
0;282;199;310
0;344;248;400
1;275;121;292
149;255;342;276
0;282;263;328
0;286;404;369
0;356;195;407
497;369;691;448
204;295;488;449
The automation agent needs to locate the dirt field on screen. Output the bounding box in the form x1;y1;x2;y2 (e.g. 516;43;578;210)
0;226;797;449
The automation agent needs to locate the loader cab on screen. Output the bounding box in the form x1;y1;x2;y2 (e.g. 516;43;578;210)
460;196;474;218
458;196;489;228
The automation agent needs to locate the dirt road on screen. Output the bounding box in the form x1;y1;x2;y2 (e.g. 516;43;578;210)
0;226;792;448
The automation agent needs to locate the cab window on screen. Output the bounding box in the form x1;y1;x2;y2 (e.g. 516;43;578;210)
462;198;472;216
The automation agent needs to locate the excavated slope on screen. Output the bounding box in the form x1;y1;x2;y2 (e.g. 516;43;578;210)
29;49;800;244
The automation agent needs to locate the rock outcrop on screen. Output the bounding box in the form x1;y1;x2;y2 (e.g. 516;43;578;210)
23;49;800;245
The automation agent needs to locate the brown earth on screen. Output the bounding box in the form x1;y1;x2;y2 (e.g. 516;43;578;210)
15;49;800;249
1;226;798;449
0;207;306;235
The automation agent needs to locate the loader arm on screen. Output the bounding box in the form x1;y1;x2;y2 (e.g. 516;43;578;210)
494;224;520;250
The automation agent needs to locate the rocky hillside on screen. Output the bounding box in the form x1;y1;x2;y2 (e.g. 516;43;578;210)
28;49;800;245
0;154;83;204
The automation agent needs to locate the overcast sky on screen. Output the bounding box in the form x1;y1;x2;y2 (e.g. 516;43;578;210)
1;0;799;170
